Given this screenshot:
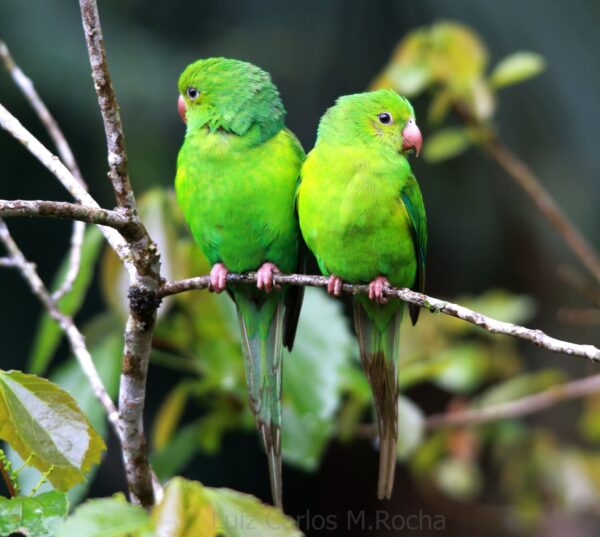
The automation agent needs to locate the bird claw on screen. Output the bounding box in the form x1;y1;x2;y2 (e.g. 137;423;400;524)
368;276;390;304
256;262;281;293
209;263;229;293
327;275;343;297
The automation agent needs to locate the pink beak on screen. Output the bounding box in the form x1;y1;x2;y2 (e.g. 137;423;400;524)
402;119;422;157
178;95;187;124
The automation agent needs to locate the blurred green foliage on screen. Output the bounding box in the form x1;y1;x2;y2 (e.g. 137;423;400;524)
371;21;546;163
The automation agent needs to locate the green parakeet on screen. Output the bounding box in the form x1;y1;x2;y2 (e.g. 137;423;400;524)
174;58;305;508
297;89;426;499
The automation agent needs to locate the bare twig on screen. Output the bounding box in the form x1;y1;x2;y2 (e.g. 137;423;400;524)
0;199;133;230
0;40;85;185
0;103;135;275
159;272;600;362
425;372;600;429
485;138;600;286
0;257;17;267
0;40;87;302
0;219;120;432
78;0;162;507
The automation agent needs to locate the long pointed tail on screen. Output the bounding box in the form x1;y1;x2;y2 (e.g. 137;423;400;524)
353;298;403;500
235;292;285;508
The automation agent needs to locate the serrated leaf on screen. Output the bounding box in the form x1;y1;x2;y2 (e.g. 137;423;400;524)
283;288;355;470
29;226;104;374
0;491;68;537
490;52;546;89
57;494;152;537
423;127;472;163
397;395;425;460
0;370;105;491
206;486;302;537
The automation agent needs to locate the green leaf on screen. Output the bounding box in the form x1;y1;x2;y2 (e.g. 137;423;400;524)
396;395;425;460
52;317;123;505
460;290;536;326
29;226;104;374
433;344;491;394
53;316;123;439
0;491;68;537
152;381;192;451
579;394;600;443
435;458;482;501
205;486;302;537
57;494;152;537
0;370;105;491
151;421;202;481
490;52;546;89
154;477;302;537
423;127;472;163
387;64;431;96
152;478;216;537
283;288;356;470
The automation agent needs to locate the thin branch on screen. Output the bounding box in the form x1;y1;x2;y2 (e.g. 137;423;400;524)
0;219;121;433
0;40;85;185
0;200;132;228
0;199;133;230
425;372;600;429
53;222;86;301
78;0;162;507
485;138;600;286
0;39;87;302
0;103;136;276
159;272;600;362
78;0;136;213
0;257;18;267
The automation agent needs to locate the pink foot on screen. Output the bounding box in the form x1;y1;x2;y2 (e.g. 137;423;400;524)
209;263;229;293
256;262;281;293
327;275;343;297
369;276;390;304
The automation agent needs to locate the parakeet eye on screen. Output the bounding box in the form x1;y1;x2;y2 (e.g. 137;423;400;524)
377;112;393;125
187;87;199;100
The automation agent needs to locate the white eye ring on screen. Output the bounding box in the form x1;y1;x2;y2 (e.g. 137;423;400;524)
187;87;200;100
377;112;393;125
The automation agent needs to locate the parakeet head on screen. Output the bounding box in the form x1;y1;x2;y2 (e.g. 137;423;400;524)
316;89;422;156
177;57;285;142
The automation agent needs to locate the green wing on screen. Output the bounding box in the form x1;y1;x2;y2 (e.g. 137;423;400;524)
400;174;427;325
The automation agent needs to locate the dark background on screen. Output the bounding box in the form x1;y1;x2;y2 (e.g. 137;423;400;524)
1;1;599;535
